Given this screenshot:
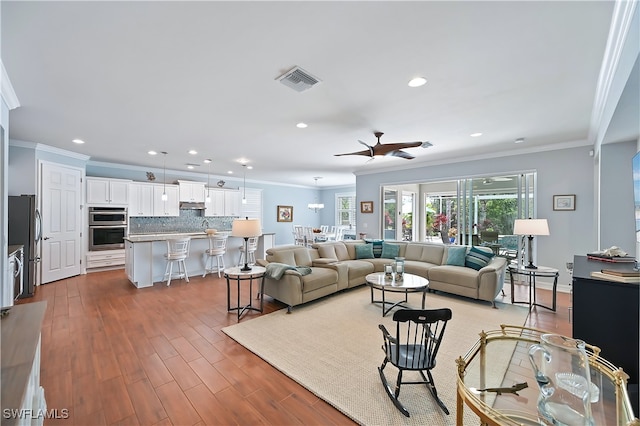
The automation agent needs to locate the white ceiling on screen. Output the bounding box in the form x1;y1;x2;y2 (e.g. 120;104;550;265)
2;1;625;187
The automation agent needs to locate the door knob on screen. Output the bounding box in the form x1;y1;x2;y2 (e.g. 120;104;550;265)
43;237;50;240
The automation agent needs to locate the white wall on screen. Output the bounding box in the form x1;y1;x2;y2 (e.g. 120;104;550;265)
354;145;597;285
600;140;636;253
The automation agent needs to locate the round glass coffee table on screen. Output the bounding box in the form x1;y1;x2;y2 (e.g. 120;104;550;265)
365;272;429;316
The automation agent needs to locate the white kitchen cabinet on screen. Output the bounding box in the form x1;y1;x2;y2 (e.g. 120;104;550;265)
153;184;179;216
204;188;226;216
86;249;125;269
178;180;205;202
203;189;240;216
129;182;154;216
224;190;241;216
86;177;131;205
125;240;153;288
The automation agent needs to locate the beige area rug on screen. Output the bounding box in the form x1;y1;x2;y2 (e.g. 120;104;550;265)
222;286;529;425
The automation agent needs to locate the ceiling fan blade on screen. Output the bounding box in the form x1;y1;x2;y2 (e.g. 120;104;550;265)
358;140;374;157
386;150;415;160
334;149;374;157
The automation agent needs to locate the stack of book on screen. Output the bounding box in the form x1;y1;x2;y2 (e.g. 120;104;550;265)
590;269;640;283
586;253;636;263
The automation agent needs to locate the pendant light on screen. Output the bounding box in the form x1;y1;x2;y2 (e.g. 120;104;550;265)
308;177;324;212
241;164;248;204
161;151;168;201
204;158;212;202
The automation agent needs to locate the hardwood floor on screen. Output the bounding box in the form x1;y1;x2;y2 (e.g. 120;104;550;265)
18;269;571;425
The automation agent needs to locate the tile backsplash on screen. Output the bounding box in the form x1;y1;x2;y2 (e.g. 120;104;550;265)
129;209;235;234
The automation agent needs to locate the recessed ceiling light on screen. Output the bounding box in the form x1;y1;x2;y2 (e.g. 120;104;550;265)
72;139;85;144
296;122;308;128
227;171;233;174
515;138;525;144
247;166;253;170
187;165;194;169
148;150;157;155
203;159;212;164
470;133;483;137
408;77;427;87
188;150;197;155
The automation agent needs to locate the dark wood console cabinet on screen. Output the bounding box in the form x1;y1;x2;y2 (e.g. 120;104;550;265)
572;255;639;415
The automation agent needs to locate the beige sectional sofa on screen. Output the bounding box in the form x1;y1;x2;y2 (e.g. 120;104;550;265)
257;240;507;312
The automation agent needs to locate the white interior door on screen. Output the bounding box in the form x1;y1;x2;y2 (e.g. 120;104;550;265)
40;162;82;284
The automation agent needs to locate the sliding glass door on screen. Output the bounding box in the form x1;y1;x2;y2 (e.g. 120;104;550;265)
383;172;536;261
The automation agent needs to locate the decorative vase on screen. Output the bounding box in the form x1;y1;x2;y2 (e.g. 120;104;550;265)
449;237;455;243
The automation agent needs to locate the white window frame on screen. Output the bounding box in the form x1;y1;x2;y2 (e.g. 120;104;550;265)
335;192;356;226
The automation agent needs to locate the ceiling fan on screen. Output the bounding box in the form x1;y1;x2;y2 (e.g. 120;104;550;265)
335;132;432;160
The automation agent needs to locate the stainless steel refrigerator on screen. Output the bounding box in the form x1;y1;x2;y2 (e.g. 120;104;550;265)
8;195;42;298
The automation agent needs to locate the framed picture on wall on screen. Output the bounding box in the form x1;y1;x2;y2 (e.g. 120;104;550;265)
553;194;576;211
360;201;373;213
277;205;293;222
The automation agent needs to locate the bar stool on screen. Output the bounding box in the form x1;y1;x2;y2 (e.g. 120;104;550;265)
163;237;190;286
238;236;258;267
203;233;228;278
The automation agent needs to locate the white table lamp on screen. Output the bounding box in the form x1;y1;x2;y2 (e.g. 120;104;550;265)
514;218;549;269
232;217;262;271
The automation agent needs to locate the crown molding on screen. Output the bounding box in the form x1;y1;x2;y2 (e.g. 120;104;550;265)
9;138;90;161
588;0;639;153
1;60;20;110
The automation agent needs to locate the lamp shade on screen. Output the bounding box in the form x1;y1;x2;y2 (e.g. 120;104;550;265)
513;219;549;236
231;218;262;238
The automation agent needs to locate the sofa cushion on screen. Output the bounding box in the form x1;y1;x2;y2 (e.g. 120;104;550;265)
355;244;374;259
465;246;495;270
317;243;350;261
343;260;375;281
269;250;296;267
381;242;400;259
294;249;314;267
446;246;467;266
301;267;340;293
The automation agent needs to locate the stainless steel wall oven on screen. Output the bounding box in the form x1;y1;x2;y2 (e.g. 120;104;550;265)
88;207;128;251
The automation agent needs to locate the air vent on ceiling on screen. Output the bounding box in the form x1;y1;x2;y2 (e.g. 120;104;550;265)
277;66;321;92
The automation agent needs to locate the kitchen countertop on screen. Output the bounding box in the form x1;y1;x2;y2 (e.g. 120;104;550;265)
125;231;274;243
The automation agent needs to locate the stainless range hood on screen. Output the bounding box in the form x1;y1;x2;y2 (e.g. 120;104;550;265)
179;202;206;210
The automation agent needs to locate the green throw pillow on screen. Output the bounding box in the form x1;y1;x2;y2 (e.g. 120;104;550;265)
380;242;400;259
446;246;467;266
355;244;374;259
465;246;495;270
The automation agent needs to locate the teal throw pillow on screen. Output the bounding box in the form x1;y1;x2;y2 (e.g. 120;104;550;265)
380;242;400;259
446;246;467;266
365;239;384;258
465;246;495;270
355;244;374;259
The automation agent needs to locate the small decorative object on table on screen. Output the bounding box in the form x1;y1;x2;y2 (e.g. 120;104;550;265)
395;257;405;281
385;264;394;280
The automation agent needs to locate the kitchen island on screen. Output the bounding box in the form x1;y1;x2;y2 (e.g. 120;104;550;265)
124;232;274;288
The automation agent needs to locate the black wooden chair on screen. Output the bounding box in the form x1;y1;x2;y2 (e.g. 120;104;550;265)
378;308;453;417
